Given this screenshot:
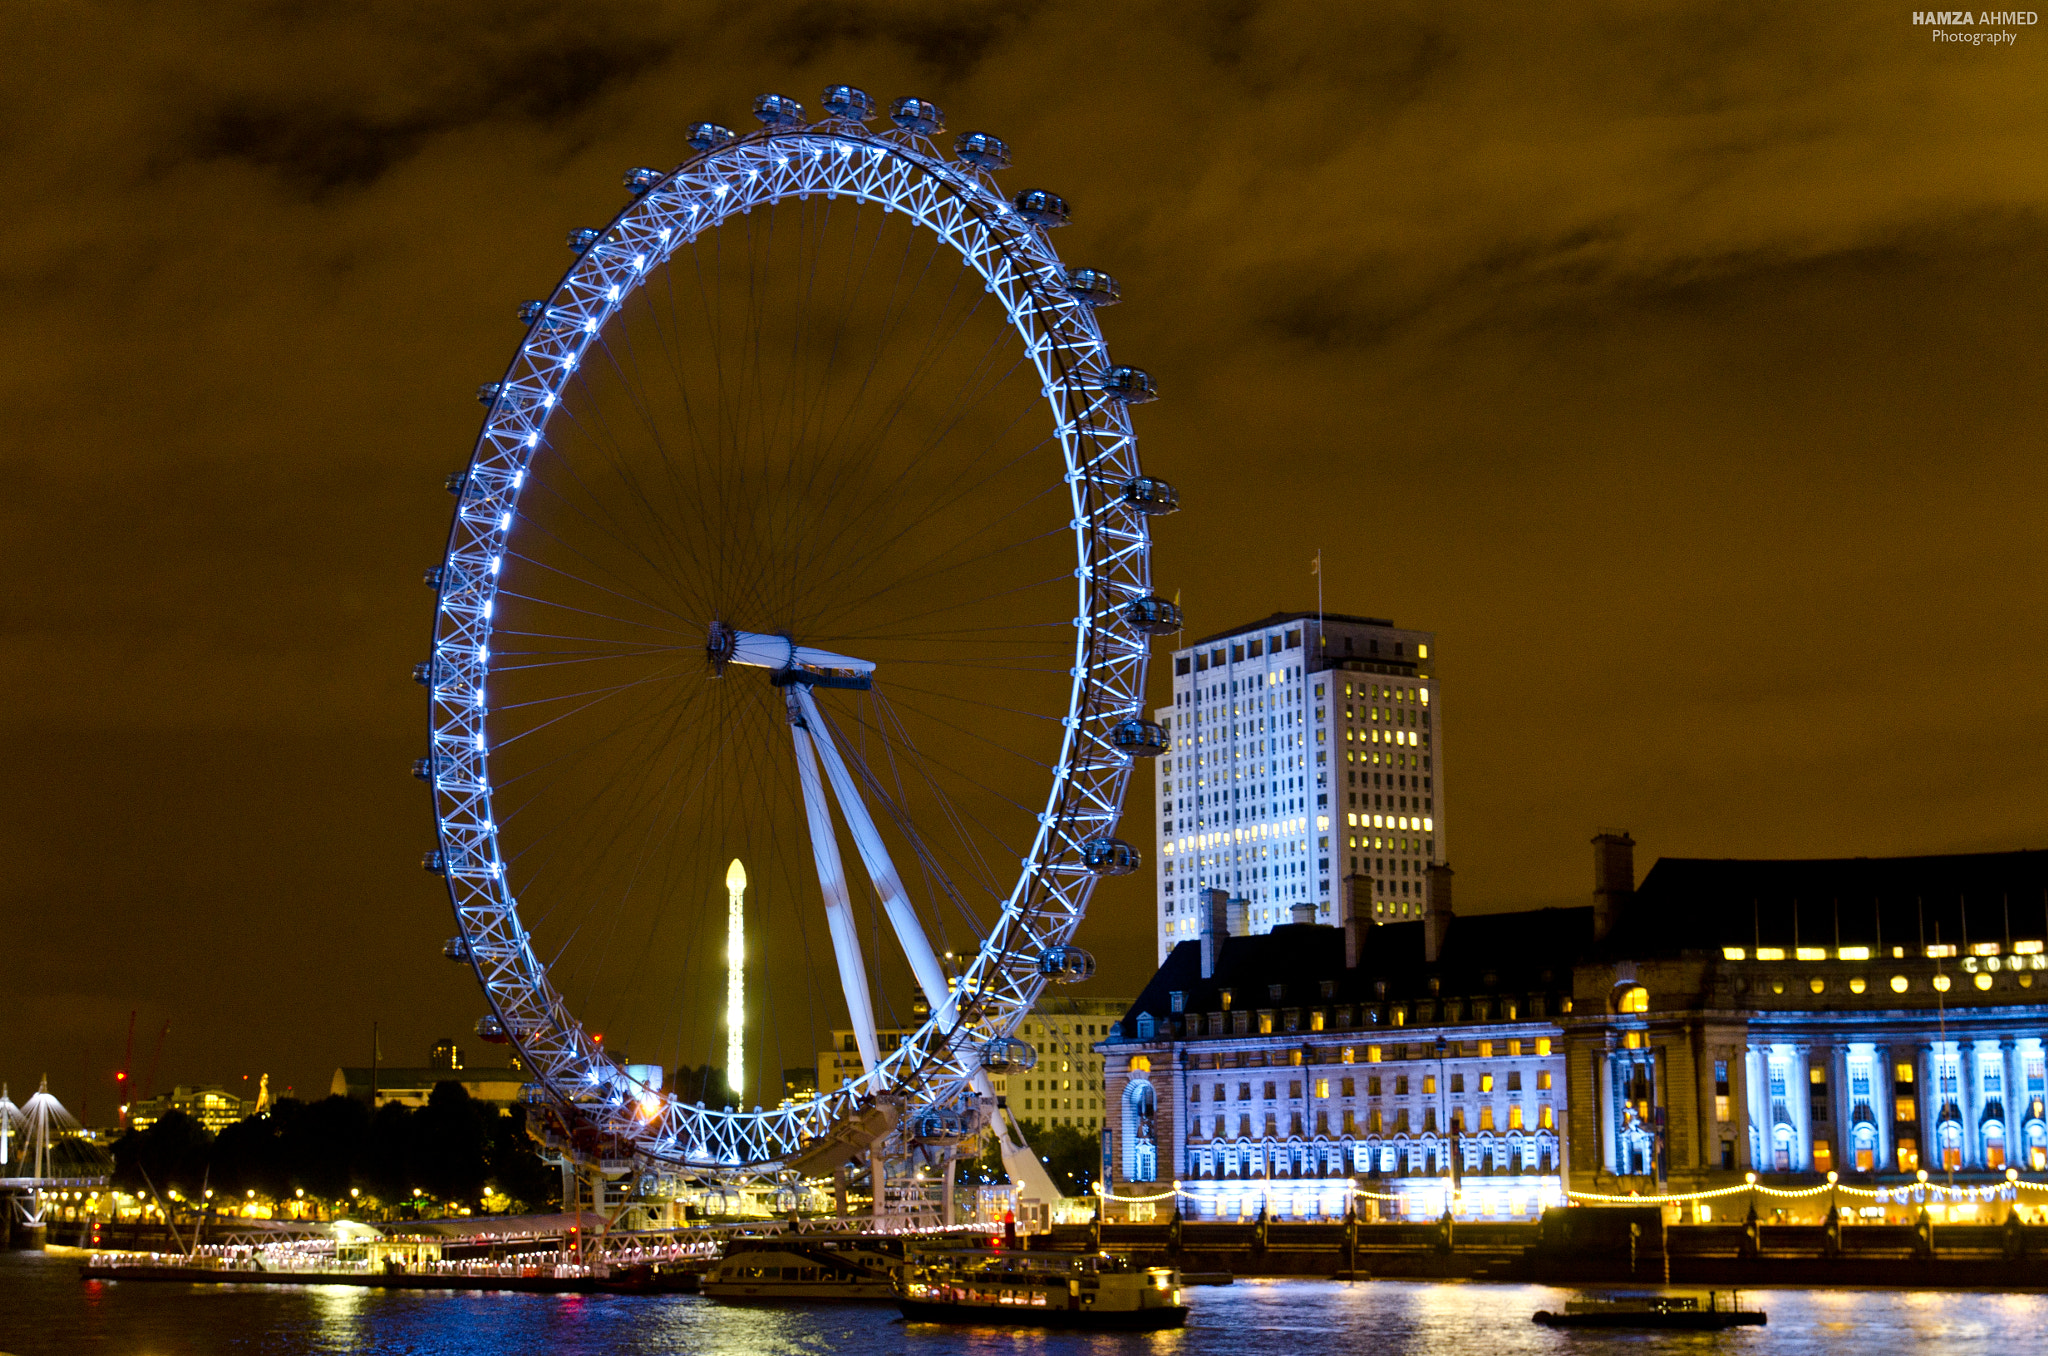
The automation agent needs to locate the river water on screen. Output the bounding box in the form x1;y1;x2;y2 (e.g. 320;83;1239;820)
3;1252;2045;1354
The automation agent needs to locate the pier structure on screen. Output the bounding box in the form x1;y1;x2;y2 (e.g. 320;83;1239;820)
1;1078;110;1246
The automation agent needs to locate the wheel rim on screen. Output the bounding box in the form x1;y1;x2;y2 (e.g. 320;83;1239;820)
425;99;1159;1170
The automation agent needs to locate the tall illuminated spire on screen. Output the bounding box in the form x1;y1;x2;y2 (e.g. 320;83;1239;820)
724;858;746;1101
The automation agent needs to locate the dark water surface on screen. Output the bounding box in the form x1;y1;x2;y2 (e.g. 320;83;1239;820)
5;1253;2046;1355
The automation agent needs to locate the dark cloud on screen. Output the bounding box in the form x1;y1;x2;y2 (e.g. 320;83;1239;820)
770;0;1035;77
3;0;2045;1108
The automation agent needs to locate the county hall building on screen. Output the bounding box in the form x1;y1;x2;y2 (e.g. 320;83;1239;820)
1102;835;2048;1224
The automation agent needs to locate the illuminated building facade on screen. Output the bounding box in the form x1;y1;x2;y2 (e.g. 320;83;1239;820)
1152;612;1441;963
1113;832;2048;1223
1007;997;1128;1131
1107;879;1580;1220
329;1042;526;1108
1567;841;2048;1220
127;1085;247;1135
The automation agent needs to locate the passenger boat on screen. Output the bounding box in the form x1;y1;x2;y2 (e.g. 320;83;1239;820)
1533;1292;1766;1329
897;1247;1188;1331
701;1235;904;1302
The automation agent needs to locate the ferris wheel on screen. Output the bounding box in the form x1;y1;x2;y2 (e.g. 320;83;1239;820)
419;86;1178;1173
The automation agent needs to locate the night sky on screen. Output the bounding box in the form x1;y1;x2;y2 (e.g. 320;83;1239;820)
6;3;2045;1115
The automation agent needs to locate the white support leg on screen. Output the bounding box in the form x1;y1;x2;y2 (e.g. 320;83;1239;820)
971;1069;1064;1207
790;712;880;1071
793;687;956;1029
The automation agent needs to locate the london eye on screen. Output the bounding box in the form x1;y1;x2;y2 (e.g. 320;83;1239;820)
418;85;1178;1176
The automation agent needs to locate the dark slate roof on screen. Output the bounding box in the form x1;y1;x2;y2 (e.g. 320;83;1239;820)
1117;907;1593;1031
1606;849;2048;959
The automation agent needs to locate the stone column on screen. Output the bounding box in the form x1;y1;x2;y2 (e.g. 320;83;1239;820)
1922;1044;1942;1171
1843;1044;1859;1171
1694;1025;1718;1172
1729;1037;1754;1171
1746;1045;1769;1170
1871;1043;1892;1173
1597;1047;1617;1177
1791;1043;1814;1172
2004;1038;2023;1169
1960;1037;1981;1170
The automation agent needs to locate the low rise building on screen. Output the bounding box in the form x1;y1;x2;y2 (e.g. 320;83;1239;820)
1109;832;2048;1224
1106;877;1582;1220
816;996;1128;1135
128;1085;247;1135
330;1041;525;1108
1008;996;1127;1132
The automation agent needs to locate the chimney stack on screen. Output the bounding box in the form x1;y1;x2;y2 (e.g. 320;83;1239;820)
1341;873;1372;969
1200;887;1230;979
1423;863;1455;963
1592;830;1636;941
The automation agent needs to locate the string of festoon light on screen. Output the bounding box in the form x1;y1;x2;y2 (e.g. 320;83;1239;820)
1093;1182;1420;1205
1092;1168;2048;1209
1563;1167;2047;1206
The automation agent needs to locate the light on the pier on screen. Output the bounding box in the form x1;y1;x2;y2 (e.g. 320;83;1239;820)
726;858;746;1100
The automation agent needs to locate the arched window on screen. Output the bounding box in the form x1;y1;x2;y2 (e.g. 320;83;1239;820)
1616;985;1649;1013
1136;1013;1156;1040
1940;1119;1965;1171
1852;1121;1878;1173
1123;1081;1158;1182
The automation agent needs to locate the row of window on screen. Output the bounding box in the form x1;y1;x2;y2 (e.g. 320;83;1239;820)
1176;632;1305;675
1181;1133;1550;1187
1174;1004;1559;1037
1189;1104;1557;1138
1192;1069;1555;1100
1724;941;2045;962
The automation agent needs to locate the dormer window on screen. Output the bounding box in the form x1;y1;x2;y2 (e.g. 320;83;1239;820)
1268;984;1284;1002
1170;990;1186;1014
1319;979;1336;999
1220;989;1234;1010
1136;1013;1157;1040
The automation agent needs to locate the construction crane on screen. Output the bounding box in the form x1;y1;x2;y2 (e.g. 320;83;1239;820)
115;1010;136;1125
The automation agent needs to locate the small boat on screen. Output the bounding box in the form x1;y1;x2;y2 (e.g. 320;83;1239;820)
1533;1292;1766;1330
897;1247;1188;1331
702;1235;904;1302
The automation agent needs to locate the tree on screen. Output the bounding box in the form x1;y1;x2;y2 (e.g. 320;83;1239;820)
281;1095;368;1203
485;1104;558;1212
359;1100;412;1208
407;1081;491;1206
210;1110;287;1201
111;1110;213;1198
960;1119;1104;1197
670;1065;728;1106
1018;1119;1103;1196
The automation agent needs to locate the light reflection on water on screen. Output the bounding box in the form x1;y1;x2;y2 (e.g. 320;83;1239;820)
10;1255;2048;1355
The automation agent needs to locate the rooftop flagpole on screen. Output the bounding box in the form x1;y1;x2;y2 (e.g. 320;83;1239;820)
1312;551;1323;654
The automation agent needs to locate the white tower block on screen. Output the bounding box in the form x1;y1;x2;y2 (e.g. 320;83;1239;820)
789;713;881;1070
725;858;747;1101
791;686;955;1029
